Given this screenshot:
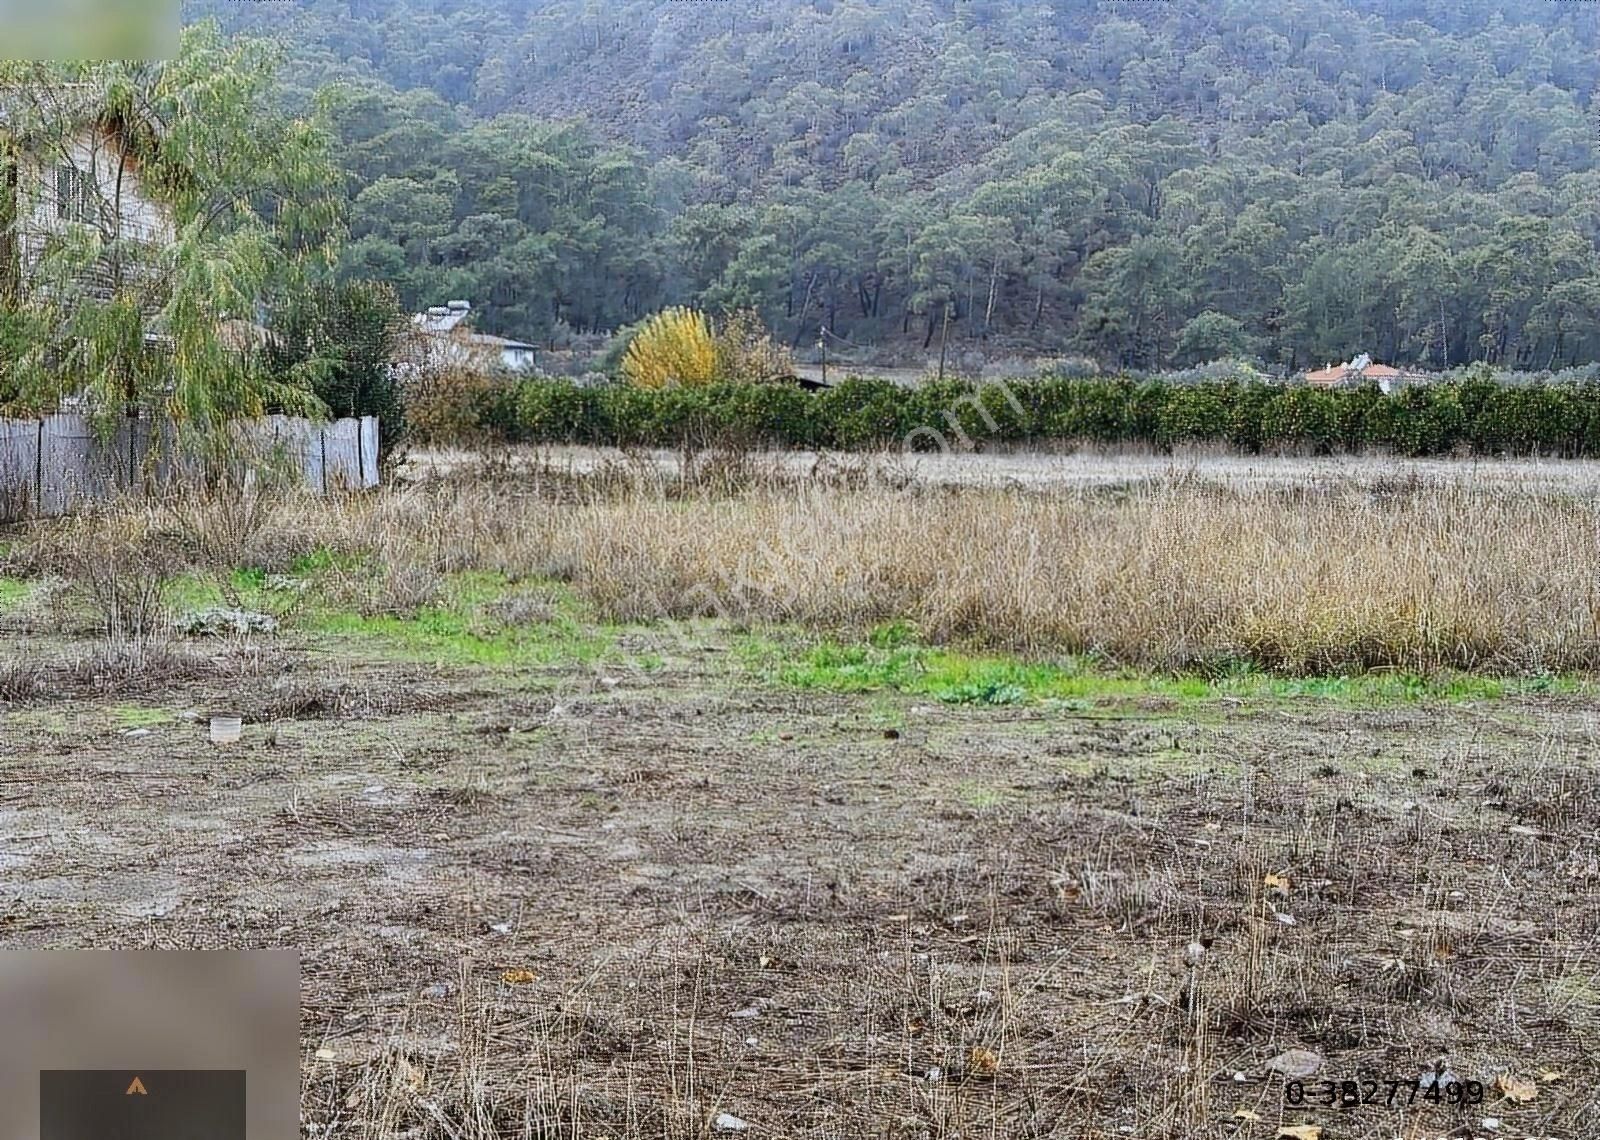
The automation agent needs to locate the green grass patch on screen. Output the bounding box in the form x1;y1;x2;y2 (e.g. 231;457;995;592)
289;547;368;575
737;634;1586;708
303;572;611;669
951;779;1014;810
161;567;292;614
112;705;174;728
0;576;33;611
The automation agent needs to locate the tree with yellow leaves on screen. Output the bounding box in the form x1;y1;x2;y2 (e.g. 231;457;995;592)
621;306;717;389
621;305;795;389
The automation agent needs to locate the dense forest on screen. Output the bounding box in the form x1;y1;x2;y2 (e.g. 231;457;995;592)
184;0;1600;371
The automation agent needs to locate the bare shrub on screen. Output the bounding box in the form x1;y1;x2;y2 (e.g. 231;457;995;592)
160;472;314;575
0;641;259;703
30;509;182;644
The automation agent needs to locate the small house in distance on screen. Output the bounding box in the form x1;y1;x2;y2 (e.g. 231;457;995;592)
411;300;538;372
1303;353;1428;393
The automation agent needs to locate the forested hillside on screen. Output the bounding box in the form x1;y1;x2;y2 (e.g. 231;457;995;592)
185;0;1600;371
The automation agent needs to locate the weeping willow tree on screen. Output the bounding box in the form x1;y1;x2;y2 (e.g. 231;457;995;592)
0;21;343;461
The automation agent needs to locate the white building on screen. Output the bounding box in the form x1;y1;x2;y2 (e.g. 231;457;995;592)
0;86;176;309
411;300;538;372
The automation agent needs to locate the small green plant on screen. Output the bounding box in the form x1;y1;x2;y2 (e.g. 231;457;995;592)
937;679;1027;706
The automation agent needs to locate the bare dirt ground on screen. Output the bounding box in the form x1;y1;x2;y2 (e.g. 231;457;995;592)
2;623;1597;1137
400;444;1600;497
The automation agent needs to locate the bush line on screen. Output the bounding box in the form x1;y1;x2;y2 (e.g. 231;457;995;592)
469;375;1600;456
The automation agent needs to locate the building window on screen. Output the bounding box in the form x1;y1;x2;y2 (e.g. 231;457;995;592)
55;164;96;224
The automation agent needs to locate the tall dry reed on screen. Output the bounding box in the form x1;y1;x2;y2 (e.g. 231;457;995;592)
303;469;1600;673
13;461;1598;673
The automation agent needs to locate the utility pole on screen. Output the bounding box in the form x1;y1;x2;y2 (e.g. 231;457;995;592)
936;302;951;382
819;325;827;386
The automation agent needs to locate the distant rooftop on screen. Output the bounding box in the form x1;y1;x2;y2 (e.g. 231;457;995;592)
1305;353;1427;388
413;299;473;335
409;300;538;354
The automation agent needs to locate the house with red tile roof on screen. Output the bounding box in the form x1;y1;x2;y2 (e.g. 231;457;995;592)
1302;354;1427;391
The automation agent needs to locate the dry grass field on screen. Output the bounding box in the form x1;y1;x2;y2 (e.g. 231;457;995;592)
2;453;1598;1138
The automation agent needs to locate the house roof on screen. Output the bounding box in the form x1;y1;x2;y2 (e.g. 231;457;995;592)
467;333;537;351
410;300;536;353
0;82;96;133
412;299;473;334
1303;357;1423;386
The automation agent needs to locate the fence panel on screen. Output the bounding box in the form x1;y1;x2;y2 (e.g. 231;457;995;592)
274;416;324;494
39;415;104;516
323;417;362;491
0;420;40;521
359;415;380;488
0;414;379;518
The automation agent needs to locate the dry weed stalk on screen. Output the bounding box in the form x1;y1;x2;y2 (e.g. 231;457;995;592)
9;456;1600;673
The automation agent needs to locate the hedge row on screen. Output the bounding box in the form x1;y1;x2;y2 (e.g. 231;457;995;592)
472;375;1600;456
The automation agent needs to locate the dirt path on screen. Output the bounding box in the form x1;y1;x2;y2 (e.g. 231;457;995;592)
401;444;1600;495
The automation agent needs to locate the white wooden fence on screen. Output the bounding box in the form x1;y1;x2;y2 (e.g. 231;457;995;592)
0;414;379;520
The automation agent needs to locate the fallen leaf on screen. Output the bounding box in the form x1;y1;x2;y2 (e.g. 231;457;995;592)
758;955;779;969
399;1059;423;1094
1232;1108;1262;1122
1538;1069;1564;1083
1263;872;1291;895
343;1088;364;1109
1276;1126;1321;1140
500;968;537;985
1494;1073;1537;1103
967;1046;999;1076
